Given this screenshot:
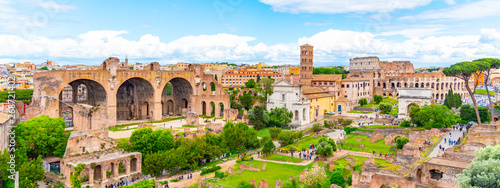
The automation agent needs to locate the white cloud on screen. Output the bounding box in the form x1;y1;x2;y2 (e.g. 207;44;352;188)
377;27;445;38
399;0;500;21
259;0;432;14
38;1;75;12
2;29;500;66
304;21;333;26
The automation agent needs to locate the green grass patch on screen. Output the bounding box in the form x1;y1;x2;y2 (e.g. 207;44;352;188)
342;134;396;154
182;125;198;128
289;135;327;150
109;117;184;132
212;161;319;187
475;89;495;95
333;155;400;173
348;110;373;114
261;154;305;163
253;128;270;138
115;138;131;151
360;97;398;108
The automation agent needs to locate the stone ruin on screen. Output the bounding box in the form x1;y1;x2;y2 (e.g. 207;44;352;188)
186;110;200;126
275;179;282;188
240;163;261;172
258;179;269;188
223;108;239;121
60;104;142;188
184;128;191;135
206;123;223;133
370;131;384;143
384;133;405;145
137;122;152;129
262;162;266;170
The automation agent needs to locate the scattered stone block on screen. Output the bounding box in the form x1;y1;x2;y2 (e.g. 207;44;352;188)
258;179;269;188
262;162;266;170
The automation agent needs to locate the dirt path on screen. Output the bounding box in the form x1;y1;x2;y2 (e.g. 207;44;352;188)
158;159;237;188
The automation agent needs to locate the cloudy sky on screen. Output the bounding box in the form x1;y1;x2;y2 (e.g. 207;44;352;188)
1;0;499;67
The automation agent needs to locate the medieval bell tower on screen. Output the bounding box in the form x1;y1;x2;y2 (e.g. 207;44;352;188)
299;44;313;86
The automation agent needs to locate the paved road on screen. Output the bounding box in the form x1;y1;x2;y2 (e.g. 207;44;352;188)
428;127;466;158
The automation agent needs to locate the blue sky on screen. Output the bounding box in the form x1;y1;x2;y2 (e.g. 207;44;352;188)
0;0;499;67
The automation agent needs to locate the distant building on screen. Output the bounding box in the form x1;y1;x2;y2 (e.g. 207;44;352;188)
221;69;281;87
267;79;310;126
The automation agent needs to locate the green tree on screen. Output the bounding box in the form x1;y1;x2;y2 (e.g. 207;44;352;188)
246;105;269;130
316;138;334;157
379;103;392;114
330;170;346;188
395;137;409;149
130;128;175;154
359;98;367;106
374;95;383;104
256;74;261;83
277;131;302;146
19;156;45;188
40;66;48;70
220;122;261;153
269;128;281;140
0;150;13;186
214;74;218;81
14;115;68;163
258;78;275;104
410;104;459;129
460;104;490;123
400;119;411;127
238;92;254;110
245;79;256;88
268;107;293;128
457;145;500;187
262;136;275;156
70;164;86;188
0;89;34;103
475;58;500;121
443;61;490;124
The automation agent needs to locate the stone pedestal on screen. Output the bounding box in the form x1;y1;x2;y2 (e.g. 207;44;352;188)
186;111;200;126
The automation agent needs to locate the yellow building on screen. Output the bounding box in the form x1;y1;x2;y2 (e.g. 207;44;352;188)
289;67;300;75
302;86;336;121
212;64;228;71
474;71;485;86
255;62;271;69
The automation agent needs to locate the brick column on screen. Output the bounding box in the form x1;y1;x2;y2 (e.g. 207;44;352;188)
126;160;131;175
113;163;119;178
88;168;94;185
101;165;107;181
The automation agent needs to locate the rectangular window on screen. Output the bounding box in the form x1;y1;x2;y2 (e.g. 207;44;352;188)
282;94;285;101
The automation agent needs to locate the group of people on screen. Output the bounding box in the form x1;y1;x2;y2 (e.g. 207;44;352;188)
298;150;315;160
104;178;139;188
439;124;469;153
373;151;396;158
177;173;193;180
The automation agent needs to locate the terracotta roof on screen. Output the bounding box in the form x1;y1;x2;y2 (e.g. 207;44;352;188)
335;97;351;102
304;93;335;99
301;86;328;94
312;74;342;82
301;44;313;47
342;77;371;82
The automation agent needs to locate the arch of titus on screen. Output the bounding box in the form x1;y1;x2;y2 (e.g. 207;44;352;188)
26;57;230;125
398;88;433;119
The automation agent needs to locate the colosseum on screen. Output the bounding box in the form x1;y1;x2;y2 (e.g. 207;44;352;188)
349;56;473;102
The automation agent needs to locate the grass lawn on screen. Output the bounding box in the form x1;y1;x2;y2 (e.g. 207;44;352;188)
109;117;184;131
333;155;401;173
255;128;270;138
262;154;305;163
116;138;131;151
213;161;319;187
360;97;398;108
475;89;495;95
362;125;425;130
289;135;327;150
342;134;396;154
348;110;373;114
182;125;198;128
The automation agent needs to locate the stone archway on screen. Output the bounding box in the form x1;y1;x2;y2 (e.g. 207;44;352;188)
202;101;207;115
58;79;107;127
94;165;102;181
131;158;138;173
397;88;432;119
219;102;224;117
162;78;193;116
116;77;154;120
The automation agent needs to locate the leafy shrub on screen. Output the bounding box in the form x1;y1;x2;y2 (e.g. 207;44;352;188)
214;171;225;179
200;166;222;175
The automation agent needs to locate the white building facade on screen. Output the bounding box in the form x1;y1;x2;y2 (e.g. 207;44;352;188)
267;80;310;126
